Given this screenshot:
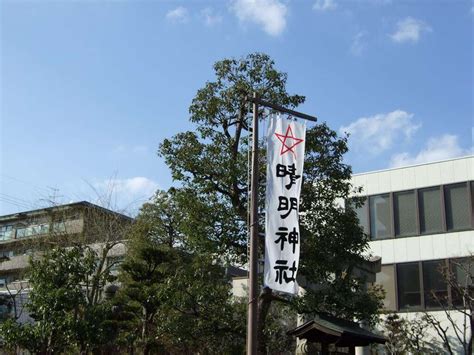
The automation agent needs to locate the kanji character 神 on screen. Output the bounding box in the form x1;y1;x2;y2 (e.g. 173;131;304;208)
274;226;299;253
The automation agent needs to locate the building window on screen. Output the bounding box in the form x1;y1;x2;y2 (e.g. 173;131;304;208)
397;262;421;310
0;225;13;241
391;258;473;311
451;258;473;307
394;191;417;237
0;250;14;259
445;183;470;231
353;181;473;240
422;260;448;308
369;194;391;239
471;181;474;223
53;221;67;233
16;227;28;238
347;198;369;234
16;223;49;238
418;187;443;234
375;265;396;311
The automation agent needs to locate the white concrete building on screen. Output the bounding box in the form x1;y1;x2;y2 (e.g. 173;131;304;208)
351;156;473;353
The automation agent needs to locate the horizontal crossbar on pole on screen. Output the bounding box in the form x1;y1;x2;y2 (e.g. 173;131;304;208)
245;96;317;122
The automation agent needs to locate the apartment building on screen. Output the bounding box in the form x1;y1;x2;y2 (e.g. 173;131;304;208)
0;201;132;320
351;156;473;352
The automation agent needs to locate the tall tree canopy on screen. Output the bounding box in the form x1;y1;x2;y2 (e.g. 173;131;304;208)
158;52;383;352
160;53;304;263
117;193;248;353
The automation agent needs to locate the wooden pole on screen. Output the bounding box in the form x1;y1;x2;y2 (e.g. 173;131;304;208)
246;95;317;122
247;92;259;355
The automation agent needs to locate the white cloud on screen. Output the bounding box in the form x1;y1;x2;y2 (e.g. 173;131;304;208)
201;7;223;26
390;17;432;43
166;6;189;23
230;0;288;36
350;31;367;56
107;177;158;196
340;110;421;155
313;0;337;12
390;134;471;167
96;177;159;206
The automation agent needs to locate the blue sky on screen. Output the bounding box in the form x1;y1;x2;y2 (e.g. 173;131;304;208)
1;0;472;215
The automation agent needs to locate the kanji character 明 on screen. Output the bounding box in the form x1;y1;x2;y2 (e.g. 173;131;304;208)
277;196;298;219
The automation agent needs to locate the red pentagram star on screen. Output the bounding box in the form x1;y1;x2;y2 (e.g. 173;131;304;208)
274;124;304;157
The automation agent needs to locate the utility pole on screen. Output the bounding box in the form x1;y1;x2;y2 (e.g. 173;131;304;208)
247;92;259;355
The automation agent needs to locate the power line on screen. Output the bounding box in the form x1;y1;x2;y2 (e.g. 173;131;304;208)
0;194;41;211
0;174;77;208
0;193;33;206
0;197;32;210
0;174;51;193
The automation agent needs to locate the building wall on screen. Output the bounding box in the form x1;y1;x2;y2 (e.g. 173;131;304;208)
232;277;249;298
352;157;473;196
351;156;473;353
351;155;473;267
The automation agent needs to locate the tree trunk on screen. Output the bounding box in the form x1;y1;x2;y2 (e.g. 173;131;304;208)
142;307;150;355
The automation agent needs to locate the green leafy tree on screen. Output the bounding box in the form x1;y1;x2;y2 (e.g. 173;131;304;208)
158;52;383;352
294;124;384;323
160;253;245;353
116;214;176;354
159;53;304;264
117;195;246;354
0;246;118;354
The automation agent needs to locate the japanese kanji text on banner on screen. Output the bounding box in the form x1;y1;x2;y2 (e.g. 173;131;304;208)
264;114;306;294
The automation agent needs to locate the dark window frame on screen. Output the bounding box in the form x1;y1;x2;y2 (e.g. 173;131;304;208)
444;182;472;232
382;257;472;312
369;193;393;240
0;225;14;242
351;181;473;241
393;190;418;237
470;181;474;229
419;185;444;235
396;262;423;311
345;197;370;236
422;259;449;310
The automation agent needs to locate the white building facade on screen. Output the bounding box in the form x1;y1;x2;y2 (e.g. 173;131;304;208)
351;156;473;353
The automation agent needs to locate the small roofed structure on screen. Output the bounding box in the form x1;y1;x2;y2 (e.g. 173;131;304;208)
288;313;386;354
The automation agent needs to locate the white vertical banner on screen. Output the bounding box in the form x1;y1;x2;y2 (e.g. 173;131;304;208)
264;114;306;294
